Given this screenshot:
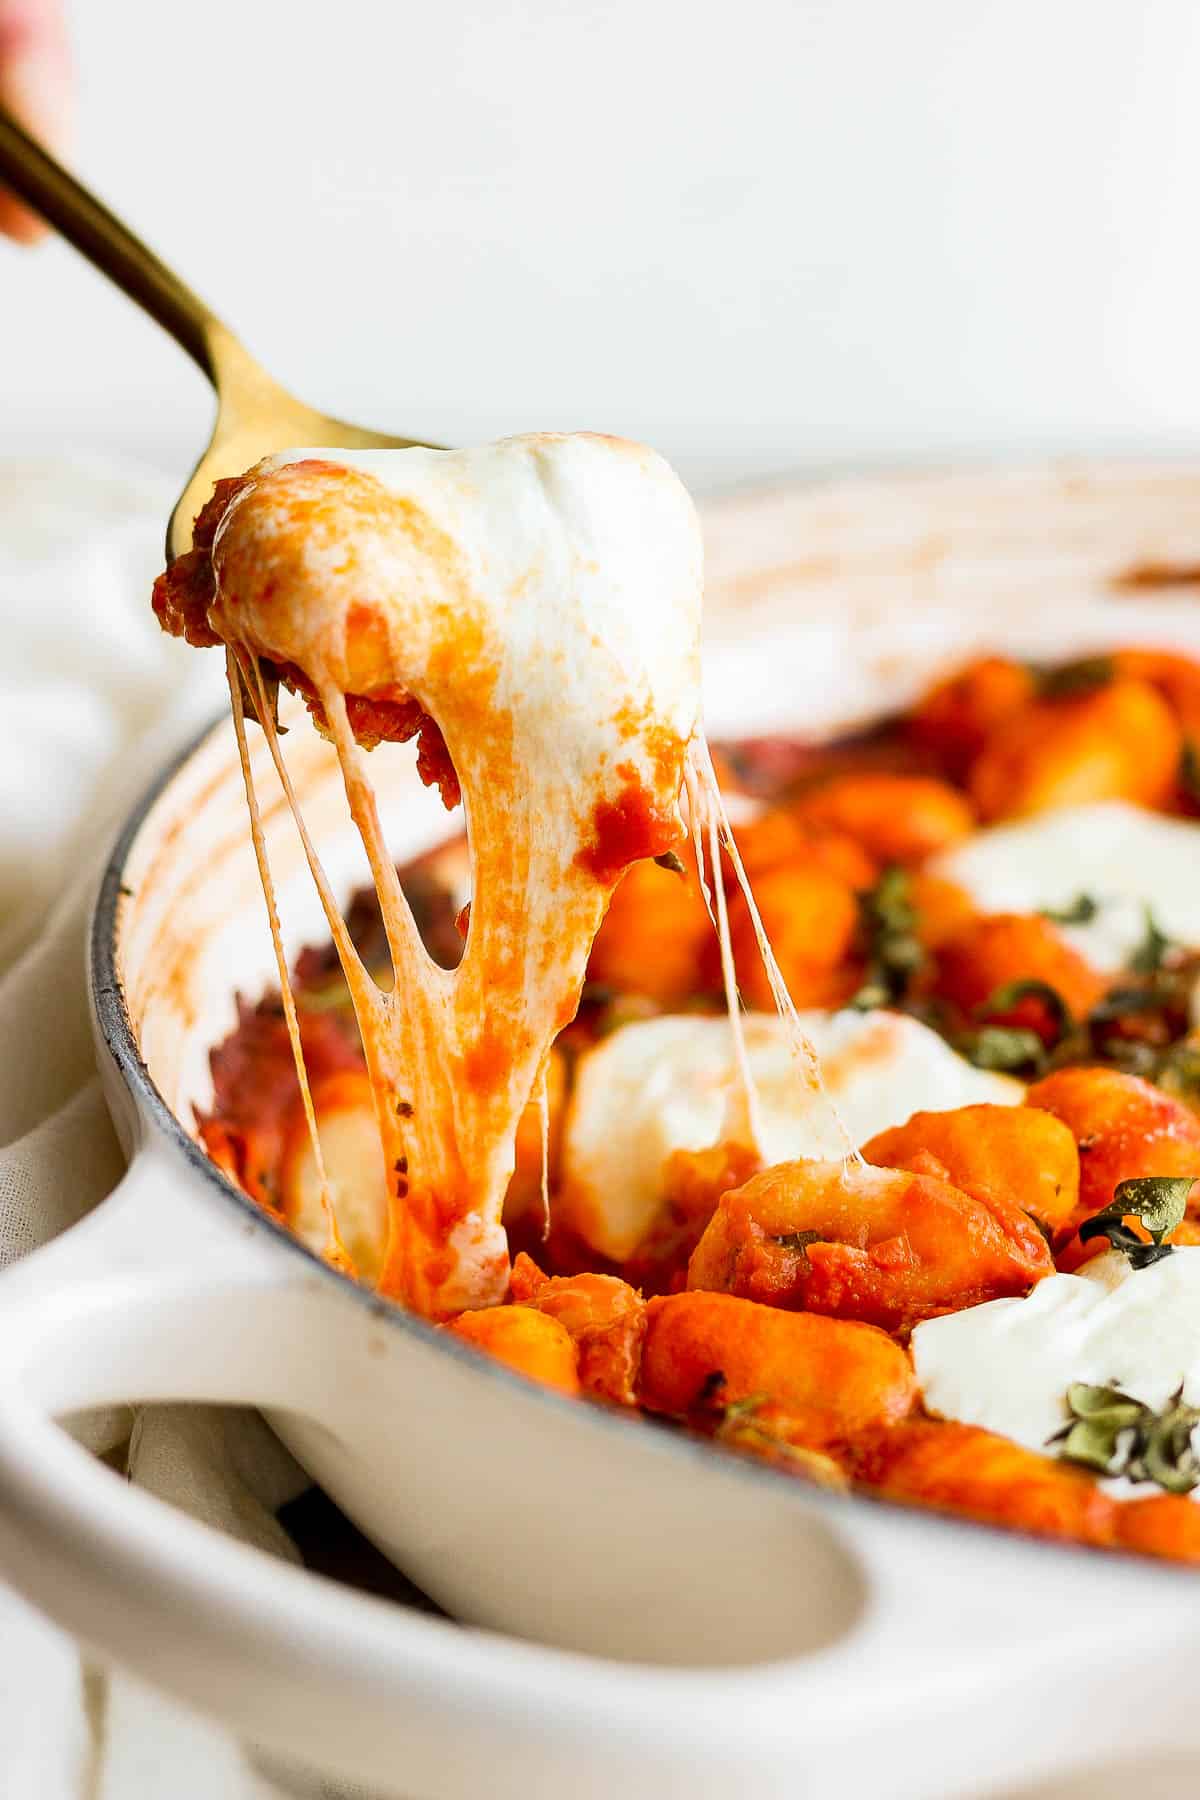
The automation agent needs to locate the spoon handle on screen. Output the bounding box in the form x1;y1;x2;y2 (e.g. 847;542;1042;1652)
0;106;223;381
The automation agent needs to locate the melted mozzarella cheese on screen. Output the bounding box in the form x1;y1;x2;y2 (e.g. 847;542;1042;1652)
560;1009;1020;1262
211;434;704;1315
912;1249;1200;1494
259;437;704;770
932;802;1200;973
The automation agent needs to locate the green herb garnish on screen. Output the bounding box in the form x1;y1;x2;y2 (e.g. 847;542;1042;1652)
706;1387;845;1486
954;966;1200;1090
957;1024;1047;1074
1155;1042;1200;1102
720;1393;770;1429
772;1229;823;1260
1087;985;1169;1025
1130;905;1174;975
1051;1381;1200;1494
1077;1174;1195;1269
1180;740;1200;807
1041;893;1099;925
848;867;927;1011
1030;656;1116;700
298;976;354;1013
977;978;1075;1045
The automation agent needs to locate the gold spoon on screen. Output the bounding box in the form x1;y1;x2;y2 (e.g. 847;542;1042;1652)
0;105;430;563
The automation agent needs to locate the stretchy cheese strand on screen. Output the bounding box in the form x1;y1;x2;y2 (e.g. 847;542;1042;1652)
687;736;861;1166
704;781;765;1153
243;655;432;1304
537;1059;552;1244
225;649;353;1273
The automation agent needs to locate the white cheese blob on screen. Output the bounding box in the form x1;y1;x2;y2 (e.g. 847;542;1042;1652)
912;1249;1200;1496
931;801;1200;973
262;436;704;774
559;1009;1020;1261
212;433;704;1314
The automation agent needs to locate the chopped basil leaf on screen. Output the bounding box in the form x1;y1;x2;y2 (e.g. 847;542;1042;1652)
1129;905;1173;975
1051;1381;1200;1494
709;1390;847;1487
957;1024;1047;1074
1030;656;1115;700
1100;1038;1167;1080
1062;1382;1143;1423
848;866;927;1011
1181;739;1200;807
976;978;1074;1046
296;978;354;1013
720;1392;769;1427
1157;1043;1200;1102
1077;1174;1195;1269
772;1229;823;1261
1041;893;1099;925
848;979;893;1012
1088;985;1167;1024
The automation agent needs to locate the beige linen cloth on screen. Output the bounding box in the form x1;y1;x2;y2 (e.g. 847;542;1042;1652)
4;455;1199;1800
0;460;378;1800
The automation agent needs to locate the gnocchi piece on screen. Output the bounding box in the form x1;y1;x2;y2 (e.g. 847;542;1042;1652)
509;1253;646;1405
849;1420;1115;1545
1114;1493;1200;1564
789;773;976;865
1112;648;1200;742
906;872;976;951
861;1103;1080;1235
728;808;878;891
445;1305;581;1396
968;678;1182;821
1024;1067;1200;1253
638;1290;916;1447
907;657;1036;779
932;911;1106;1042
557;1010;1020;1269
624;1139;763;1296
686;1157;1052;1334
724;863;861;1010
587;856;715;1005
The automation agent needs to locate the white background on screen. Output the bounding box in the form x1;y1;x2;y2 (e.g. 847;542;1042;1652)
3;0;1200;492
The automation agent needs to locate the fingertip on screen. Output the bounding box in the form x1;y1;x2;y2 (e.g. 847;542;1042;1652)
0;5;75;242
0;194;49;244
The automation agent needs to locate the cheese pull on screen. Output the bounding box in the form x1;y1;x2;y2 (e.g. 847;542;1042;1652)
191;435;704;1316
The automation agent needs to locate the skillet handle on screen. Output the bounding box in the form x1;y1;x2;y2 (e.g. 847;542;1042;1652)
1;1144;816;1800
0;1143;861;1800
0;1146;540;1796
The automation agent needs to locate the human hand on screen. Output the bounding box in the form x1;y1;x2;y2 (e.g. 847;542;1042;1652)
0;0;72;242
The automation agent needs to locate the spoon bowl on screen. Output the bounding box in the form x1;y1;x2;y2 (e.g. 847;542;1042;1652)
162;321;422;561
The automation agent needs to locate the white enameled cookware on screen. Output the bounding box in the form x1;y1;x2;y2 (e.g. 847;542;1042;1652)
4;466;1200;1798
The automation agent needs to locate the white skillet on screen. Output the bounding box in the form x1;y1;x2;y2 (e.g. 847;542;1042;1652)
3;465;1200;1799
